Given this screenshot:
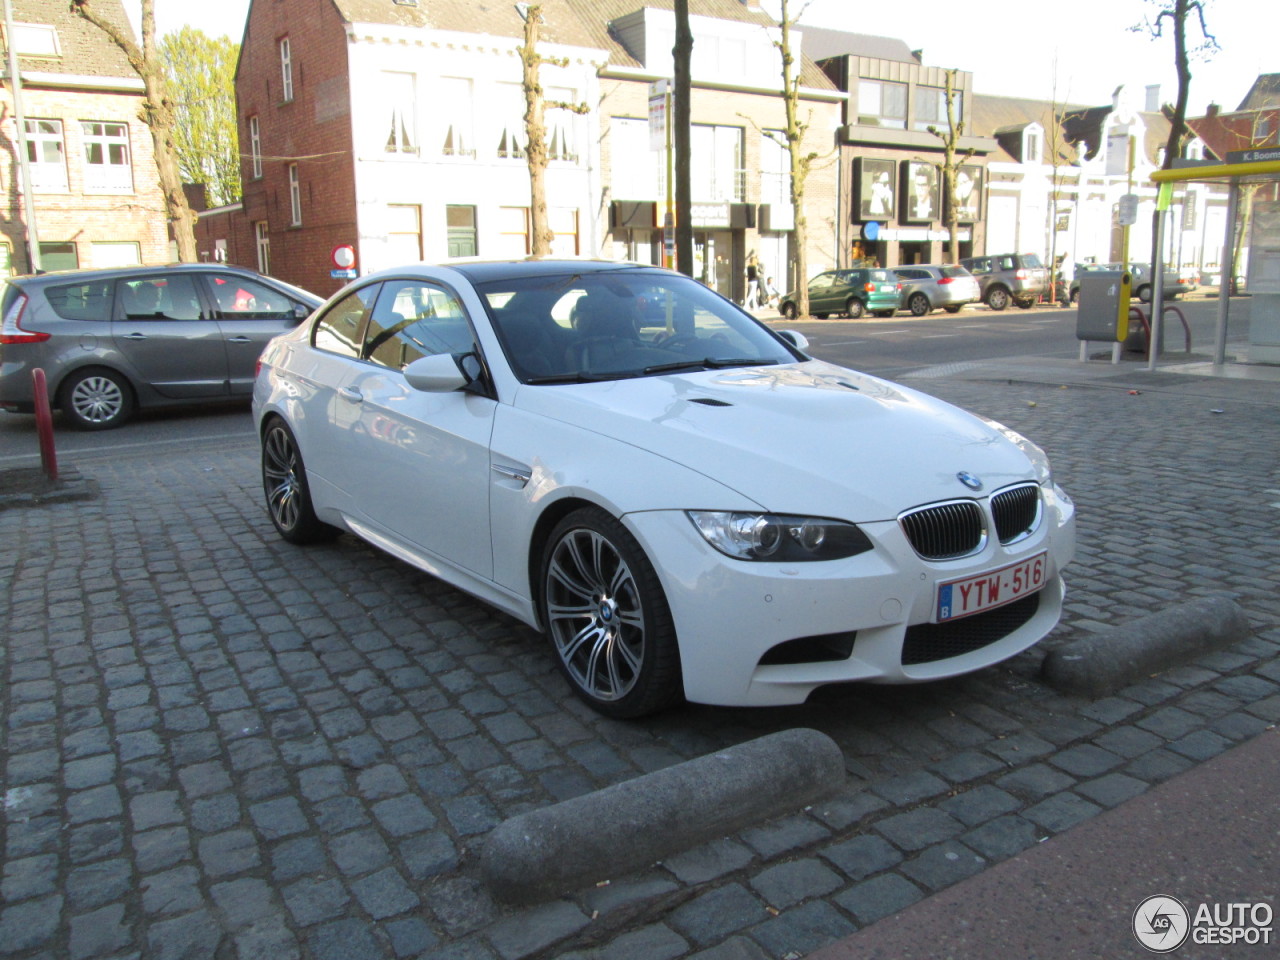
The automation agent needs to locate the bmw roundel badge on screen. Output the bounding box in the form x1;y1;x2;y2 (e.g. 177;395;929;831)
957;471;984;491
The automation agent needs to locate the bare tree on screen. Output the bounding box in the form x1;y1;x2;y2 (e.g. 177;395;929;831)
1043;65;1074;303
926;68;971;262
773;0;819;317
519;4;588;255
72;0;198;261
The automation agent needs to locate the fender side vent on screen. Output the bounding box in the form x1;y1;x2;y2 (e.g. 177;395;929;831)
690;398;732;406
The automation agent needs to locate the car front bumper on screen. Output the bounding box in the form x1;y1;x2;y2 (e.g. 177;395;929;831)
625;488;1075;706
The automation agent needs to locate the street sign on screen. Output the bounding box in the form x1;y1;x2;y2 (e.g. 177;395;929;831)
648;80;668;151
1117;194;1139;227
331;245;356;269
330;268;357;279
1226;147;1280;164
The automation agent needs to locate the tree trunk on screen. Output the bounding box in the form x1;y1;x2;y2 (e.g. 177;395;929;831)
673;0;694;277
521;8;552;256
778;4;808;317
73;0;197;261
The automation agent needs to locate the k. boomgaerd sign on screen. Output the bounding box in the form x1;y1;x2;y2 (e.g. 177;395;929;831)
1226;147;1280;164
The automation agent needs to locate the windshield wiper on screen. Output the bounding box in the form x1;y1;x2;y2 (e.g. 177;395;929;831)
523;371;627;384
643;357;779;375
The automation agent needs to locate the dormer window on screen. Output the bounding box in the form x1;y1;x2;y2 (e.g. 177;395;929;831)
1024;128;1042;163
6;22;60;58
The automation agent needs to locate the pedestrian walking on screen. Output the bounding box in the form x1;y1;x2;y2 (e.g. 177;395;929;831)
744;253;760;308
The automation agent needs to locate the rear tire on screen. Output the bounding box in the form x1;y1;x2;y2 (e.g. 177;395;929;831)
943;305;962;314
845;297;865;319
781;302;797;320
1015;299;1034;309
261;418;340;545
908;293;931;317
59;367;135;430
1136;285;1152;303
986;287;1011;311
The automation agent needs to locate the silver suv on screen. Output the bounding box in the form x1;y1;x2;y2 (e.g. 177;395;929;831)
0;264;321;429
893;264;981;316
960;253;1049;310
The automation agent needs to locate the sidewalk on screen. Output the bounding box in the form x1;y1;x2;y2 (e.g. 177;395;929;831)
810;727;1279;959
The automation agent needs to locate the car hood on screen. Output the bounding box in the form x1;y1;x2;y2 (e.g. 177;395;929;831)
513;360;1040;520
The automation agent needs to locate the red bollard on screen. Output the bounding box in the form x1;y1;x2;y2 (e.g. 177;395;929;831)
32;368;58;482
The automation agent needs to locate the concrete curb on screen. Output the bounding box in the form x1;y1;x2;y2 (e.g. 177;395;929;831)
480;727;845;904
1041;595;1253;698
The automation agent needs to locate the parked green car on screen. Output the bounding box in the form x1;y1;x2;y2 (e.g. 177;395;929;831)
779;268;901;320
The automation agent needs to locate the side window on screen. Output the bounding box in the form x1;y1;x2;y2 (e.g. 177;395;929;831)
119;276;202;321
207;274;297;319
363;279;473;371
313;284;379;358
998;256;1016;271
43;279;114;321
809;273;834;290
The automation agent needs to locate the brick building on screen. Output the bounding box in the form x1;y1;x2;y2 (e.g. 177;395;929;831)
225;0;841;300
0;0;170;274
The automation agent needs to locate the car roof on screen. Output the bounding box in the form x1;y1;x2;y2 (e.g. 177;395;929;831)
442;258;673;284
9;262;323;305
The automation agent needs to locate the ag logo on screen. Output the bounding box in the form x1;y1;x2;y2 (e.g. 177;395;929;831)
1133;895;1190;952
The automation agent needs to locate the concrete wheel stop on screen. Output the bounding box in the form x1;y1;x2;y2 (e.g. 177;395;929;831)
1041;595;1253;698
480;727;845;904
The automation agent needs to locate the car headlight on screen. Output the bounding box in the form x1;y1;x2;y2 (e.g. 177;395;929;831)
687;511;873;561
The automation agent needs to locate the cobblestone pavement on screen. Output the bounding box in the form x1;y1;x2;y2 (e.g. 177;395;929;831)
2;360;1278;960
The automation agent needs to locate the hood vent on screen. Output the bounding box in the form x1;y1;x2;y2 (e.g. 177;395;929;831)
690;398;732;406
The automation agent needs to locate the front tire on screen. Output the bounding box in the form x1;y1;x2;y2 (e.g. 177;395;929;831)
908;293;931;317
845;297;865;320
541;507;682;718
781;302;797;321
986;287;1011;311
261;418;339;545
59;368;135;430
943;305;962;314
1136;285;1152;303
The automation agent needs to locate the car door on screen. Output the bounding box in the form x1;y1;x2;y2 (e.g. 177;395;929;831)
112;274;229;398
341;277;497;579
808;273;838;313
200;272;309;394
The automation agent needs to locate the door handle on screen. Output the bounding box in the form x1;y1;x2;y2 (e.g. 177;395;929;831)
121;332;147;340
227;336;252;343
338;386;363;402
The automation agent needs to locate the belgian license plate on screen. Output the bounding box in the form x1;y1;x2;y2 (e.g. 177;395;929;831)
878;284;896;292
936;553;1047;622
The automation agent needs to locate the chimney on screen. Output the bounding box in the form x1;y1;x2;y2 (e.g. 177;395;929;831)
911;49;923;63
1206;103;1220;118
1145;84;1161;112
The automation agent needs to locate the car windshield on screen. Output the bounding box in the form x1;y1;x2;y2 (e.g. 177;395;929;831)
475;269;799;383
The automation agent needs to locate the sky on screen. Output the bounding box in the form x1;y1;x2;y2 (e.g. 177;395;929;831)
125;0;1265;114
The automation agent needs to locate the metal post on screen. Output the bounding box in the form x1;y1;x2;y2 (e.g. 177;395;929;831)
1148;208;1166;370
1214;180;1239;365
4;0;43;272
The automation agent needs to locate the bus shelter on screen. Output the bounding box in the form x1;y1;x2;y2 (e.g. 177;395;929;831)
1150;155;1280;371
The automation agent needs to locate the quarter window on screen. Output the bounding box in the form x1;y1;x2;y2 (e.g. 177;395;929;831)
313;285;379;358
81;121;132;193
365;280;472;370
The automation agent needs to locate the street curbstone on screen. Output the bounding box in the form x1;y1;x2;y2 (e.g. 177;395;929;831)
479;728;844;905
1041;596;1254;698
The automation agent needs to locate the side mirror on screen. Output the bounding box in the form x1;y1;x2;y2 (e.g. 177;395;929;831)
404;353;469;393
777;329;810;351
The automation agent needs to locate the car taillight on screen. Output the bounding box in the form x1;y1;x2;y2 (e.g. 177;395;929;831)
1015;269;1030;280
0;294;50;344
864;282;876;293
255;358;264;379
937;276;954;285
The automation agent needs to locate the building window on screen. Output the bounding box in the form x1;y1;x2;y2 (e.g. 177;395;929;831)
90;241;141;268
857;80;907;129
386;204;422;263
549;208;579;257
383;72;418;154
255;221;270;274
495;83;526;160
24;119;67;191
1025;130;1042;163
447;205;477;257
609;117;659;201
288;164;301;225
546;86;579;163
39;241;78;272
440;78;475;157
81;121;132;193
279;37;293;102
249;116;262;178
690;124;744;202
497;206;529;257
9;22;60;57
914;86;957;132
